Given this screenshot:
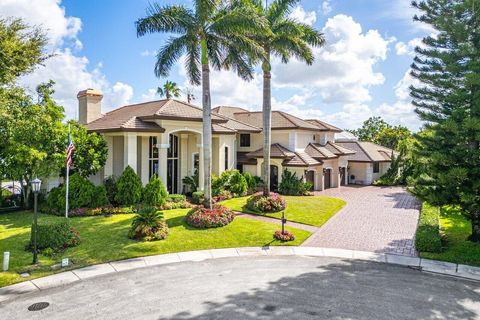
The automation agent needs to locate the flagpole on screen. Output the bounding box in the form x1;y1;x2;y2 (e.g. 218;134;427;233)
65;124;70;218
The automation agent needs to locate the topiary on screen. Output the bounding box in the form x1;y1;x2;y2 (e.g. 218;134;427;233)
115;166;143;205
142;174;168;206
128;207;168;241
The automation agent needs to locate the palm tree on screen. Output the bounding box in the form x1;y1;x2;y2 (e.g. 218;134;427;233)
157;80;181;99
136;1;267;208
235;0;325;196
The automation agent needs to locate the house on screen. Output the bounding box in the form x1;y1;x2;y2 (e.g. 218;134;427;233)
77;89;395;193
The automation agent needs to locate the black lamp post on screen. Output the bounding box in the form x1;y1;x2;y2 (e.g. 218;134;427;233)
31;178;41;265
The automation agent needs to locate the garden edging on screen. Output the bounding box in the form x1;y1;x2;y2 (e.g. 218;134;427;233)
1;246;480;303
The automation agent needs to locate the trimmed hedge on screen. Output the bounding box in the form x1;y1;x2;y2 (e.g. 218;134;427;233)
28;220;80;252
415;202;442;253
167;194;187;203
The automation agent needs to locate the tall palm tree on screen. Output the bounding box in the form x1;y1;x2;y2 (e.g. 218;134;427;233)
136;1;267;208
235;0;325;196
157;80;181;99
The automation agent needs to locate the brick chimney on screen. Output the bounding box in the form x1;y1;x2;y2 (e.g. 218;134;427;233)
77;88;103;124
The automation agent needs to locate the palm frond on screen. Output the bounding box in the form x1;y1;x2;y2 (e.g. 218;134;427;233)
271;36;314;64
155;35;189;78
185;41;201;85
136;4;195;36
195;0;221;24
267;0;299;24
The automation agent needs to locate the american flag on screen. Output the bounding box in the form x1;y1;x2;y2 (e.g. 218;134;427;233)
66;132;75;168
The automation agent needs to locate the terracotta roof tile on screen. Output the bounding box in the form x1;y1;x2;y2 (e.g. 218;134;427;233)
283;151;322;167
306;119;342;132
237;152;257;165
212;106;250;118
336;141;397;162
233;111;320;130
214;113;261;132
305;143;338;159
246;143;295;158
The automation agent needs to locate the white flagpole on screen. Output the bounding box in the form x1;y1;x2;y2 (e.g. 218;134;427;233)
65;124;70;218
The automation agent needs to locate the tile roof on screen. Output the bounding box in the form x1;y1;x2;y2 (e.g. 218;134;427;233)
245;144;321;167
306;119;342;132
246;143;296;158
336;141;397;162
212;106;250;118
214;113;262;132
282;151;322;167
237;152;258;165
324;141;356;155
233;111;320;131
305;143;338;159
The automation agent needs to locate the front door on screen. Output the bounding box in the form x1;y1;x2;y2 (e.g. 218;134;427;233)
340;167;346;186
324;168;332;189
305;170;315;190
270;165;279;191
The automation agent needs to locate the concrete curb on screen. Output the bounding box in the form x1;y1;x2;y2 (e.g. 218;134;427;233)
1;246;479;303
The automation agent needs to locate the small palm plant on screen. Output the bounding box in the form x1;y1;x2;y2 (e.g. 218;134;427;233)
157;80;181;99
129;207;169;241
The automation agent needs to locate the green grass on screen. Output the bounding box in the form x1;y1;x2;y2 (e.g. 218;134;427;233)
221;195;345;227
0;209;311;288
420;207;480;267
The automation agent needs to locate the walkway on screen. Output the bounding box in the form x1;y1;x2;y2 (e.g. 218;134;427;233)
303;185;420;256
2;255;478;319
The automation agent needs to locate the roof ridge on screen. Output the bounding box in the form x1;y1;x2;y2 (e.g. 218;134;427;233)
355;141;375;162
215;113;262;130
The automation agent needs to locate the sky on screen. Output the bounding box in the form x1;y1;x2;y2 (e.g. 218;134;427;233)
0;0;432;131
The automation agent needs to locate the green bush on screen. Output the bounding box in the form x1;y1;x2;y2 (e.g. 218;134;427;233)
245;192;286;213
243;172;260;194
68;173;96;209
128;207;168;241
415;203;442;253
182;171;198;193
142;174;168;206
278;169;312;196
28;220;80;252
91;185;108;207
46;185;65;213
185;204;235;228
115;166;143;205
104;175;118;205
213;170;248;197
167;194;186;203
192;191;204;204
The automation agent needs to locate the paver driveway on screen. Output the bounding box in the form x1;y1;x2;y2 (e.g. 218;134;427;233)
303;185;420;256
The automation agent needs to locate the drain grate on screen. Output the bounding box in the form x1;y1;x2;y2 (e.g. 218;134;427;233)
28;302;50;311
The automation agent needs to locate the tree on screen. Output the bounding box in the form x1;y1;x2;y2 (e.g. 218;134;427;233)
0;18;50;85
348;116;390;142
67;120;108;178
374;126;411;150
143;174;168;206
115;166;143;205
409;0;480;241
136;1;267;207
234;0;324;196
157;80;181;99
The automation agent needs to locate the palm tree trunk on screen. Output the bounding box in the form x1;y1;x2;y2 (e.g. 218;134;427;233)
262;49;272;196
201;39;212;208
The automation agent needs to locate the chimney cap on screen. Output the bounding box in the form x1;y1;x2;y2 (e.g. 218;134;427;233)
77;88;103;98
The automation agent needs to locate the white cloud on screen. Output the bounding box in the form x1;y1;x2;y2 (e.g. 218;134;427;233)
140;50;156;57
1;0;135;119
274;14;390;104
321;0;332;15
141;88;158;101
395;37;423;56
289;6;317;26
380;0;435;34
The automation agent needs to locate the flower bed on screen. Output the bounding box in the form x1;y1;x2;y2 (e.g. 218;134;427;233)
273;230;295;242
245;192;286;213
185;204;235;228
128;208;169;241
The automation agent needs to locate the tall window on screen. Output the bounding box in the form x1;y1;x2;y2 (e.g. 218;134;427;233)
373;162;380;173
240;133;250;147
148;136;159;178
224;146;229;170
167;134;179;194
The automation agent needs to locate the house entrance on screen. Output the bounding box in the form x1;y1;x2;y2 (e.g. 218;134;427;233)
270;165;279;191
324;168;332;189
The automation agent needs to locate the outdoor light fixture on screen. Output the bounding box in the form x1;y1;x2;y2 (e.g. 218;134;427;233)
31;178;42;265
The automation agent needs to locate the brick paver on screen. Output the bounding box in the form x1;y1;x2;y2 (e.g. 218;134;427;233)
302;185;420;256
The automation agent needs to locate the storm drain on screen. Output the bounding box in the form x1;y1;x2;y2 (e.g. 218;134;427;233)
28;302;50;311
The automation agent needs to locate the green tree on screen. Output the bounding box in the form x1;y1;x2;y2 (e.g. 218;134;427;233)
348;116;390;142
136;1;267;207
157;80;181;99
409;0;480;241
143;174;168;206
0;18;50;85
115;166;143;205
374;125;411;150
68;120;108;178
234;0;324;195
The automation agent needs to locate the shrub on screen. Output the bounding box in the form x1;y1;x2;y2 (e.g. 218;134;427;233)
115;166;143;205
243;172;261;194
128;207;169;241
274;230;295;242
415;203;442;253
246;192;286;213
159;201;192;210
182;171;198;193
213;170;248;197
278;169;311;196
185;204;235;228
192;191;204;204
104;175;118;205
167;194;186;203
91;185;109;207
214;190;233;202
68;173;96;209
102;206;136;215
28;220;80;252
142;174;168;206
46;185;65;213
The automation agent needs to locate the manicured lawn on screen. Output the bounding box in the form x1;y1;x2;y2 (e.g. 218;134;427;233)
420;208;480;266
221;195;346;227
0;209;311;288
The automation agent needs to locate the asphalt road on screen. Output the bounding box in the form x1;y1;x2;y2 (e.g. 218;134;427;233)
1;256;480;319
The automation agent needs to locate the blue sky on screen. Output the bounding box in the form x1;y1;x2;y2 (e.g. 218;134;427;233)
1;0;430;130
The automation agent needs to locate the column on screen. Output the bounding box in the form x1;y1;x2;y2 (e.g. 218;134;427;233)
123;133;137;172
198;134;204;191
158;133;168;188
180;134;188;191
104;135;113;178
141;137;149;185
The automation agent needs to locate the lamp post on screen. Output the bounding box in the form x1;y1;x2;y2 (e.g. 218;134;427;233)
31;178;41;265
